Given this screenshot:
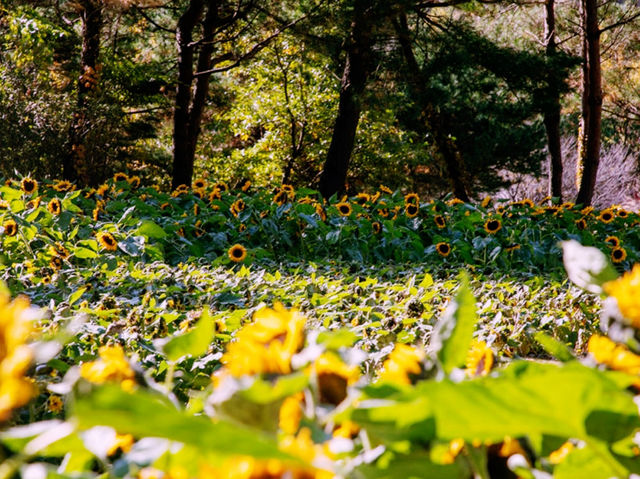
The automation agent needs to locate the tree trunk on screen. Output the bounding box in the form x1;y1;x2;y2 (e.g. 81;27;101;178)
171;0;204;189
576;0;602;206
543;0;563;201
393;11;470;201
65;0;102;184
318;0;373;199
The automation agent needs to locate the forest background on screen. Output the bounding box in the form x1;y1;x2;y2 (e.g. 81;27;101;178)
1;0;640;206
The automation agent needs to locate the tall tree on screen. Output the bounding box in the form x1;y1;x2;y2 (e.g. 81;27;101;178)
170;0;311;189
575;0;601;206
393;9;470;201
64;0;103;184
543;0;563;201
317;0;376;199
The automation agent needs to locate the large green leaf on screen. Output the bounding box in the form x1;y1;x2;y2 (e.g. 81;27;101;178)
72;385;292;460
432;273;477;373
135;220;168;239
355;362;639;446
160;308;216;362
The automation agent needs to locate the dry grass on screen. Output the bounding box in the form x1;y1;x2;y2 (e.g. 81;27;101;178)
492;137;640;209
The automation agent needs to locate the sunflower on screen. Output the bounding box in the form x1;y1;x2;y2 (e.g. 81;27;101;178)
97;231;118;251
465;340;493;377
404;193;419;205
447;198;464;206
434;215;446;228
484;218;502;234
214;182;228;193
314;203;326;221
3;220;17;237
50;242;70;259
282;184;295;197
605;236;620;248
273;190;289;206
26;197;41;210
355;192;370;205
617;209;629;218
50;256;63;270
481;196;492;208
193;190;204;200
193;178;207;190
96;184;109;197
598;209;615;223
436;242;451;257
240;179;251;192
47;198;62;215
20;177;37;194
232;199;246;213
128;176;141;188
209;189;221;202
505;244;521;252
581;206;594;216
92;207;100;221
193;203;200;215
336;201;352;217
0;200;8;210
611;247;627;263
238;223;246;233
113;172;129;183
521;199;535;208
372;221;382;234
53;180;73;192
575;218;587;230
379;184;393;194
228;244;247;262
405;203;419;218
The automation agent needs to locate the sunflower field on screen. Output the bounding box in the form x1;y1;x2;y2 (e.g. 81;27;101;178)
1;174;640;479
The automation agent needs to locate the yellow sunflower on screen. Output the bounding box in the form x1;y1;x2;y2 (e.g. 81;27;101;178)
436;242;451;257
404;193;420;205
605;236;620;248
53;180;73;192
355;192;370;205
611;247;627;263
372;221;382;234
336;202;352;217
575;218;587;230
3;219;17;236
193;178;207;190
434;215;446;228
484;218;502;234
20;177;37;194
603;265;640;327
47;198;62;215
228;244;247;262
97;231;118;251
405;203;419;218
127;176;141;188
598;209;615;223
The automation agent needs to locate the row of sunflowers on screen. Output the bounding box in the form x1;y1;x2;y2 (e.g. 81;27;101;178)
0;174;638;273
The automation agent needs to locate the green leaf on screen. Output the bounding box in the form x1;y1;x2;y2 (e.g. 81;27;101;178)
72;385;293;460
357;452;469;479
73;247;98;259
534;332;574;362
135;220;168;239
432;272;477;373
68;287;87;306
161;308;215;361
561;240;618;294
316;329;359;348
240;373;309;404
